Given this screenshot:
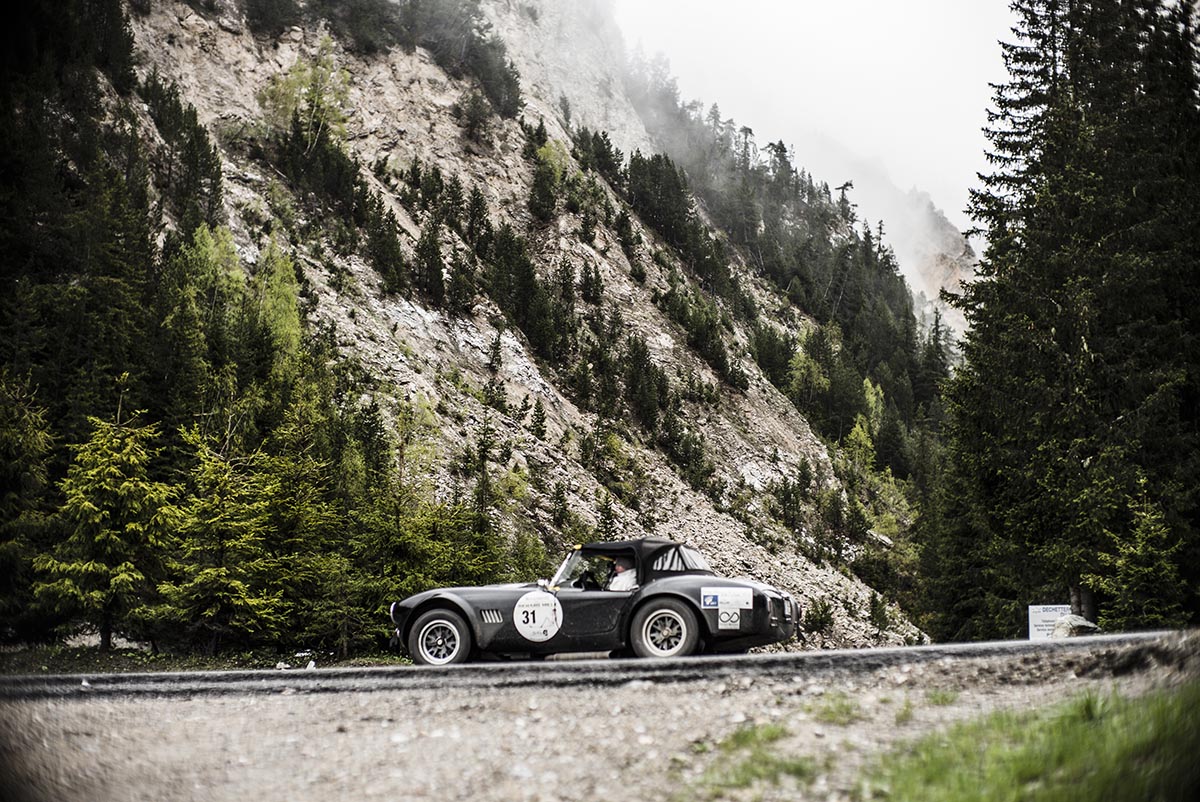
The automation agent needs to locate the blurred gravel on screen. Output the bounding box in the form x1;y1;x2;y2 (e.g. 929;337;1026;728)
1;632;1196;802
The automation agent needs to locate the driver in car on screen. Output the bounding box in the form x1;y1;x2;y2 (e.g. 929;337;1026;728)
607;556;638;591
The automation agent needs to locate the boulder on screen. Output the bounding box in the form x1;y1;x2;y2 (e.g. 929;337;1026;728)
1051;614;1101;638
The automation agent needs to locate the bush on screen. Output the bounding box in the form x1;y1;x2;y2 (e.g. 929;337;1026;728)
803;596;834;634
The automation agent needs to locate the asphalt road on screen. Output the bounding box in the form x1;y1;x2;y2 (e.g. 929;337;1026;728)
0;631;1169;700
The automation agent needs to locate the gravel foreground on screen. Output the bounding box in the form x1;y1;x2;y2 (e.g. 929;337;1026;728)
1;633;1197;802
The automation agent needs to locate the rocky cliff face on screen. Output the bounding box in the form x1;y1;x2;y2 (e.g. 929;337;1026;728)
129;0;923;648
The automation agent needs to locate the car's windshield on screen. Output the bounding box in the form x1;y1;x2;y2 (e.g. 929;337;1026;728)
550;550;619;587
550;550;586;586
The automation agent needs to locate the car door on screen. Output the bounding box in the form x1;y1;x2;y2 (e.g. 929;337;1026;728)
554;588;631;649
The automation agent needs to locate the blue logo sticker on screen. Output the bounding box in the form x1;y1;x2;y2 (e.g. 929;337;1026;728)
702;594;719;609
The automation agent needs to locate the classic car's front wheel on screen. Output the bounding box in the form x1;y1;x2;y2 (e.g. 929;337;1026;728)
408;608;472;666
630;599;700;658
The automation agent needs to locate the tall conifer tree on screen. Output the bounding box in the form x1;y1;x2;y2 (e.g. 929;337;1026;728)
935;0;1200;637
34;413;178;650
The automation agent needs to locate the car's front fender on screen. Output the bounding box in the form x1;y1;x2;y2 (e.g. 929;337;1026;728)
391;590;478;648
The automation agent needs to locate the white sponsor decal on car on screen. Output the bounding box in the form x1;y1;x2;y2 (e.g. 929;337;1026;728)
701;587;753;629
513;591;563;642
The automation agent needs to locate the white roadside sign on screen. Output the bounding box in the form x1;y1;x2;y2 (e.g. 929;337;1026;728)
1028;604;1072;640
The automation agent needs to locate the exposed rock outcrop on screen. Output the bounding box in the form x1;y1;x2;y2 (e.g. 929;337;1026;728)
1052;615;1102;639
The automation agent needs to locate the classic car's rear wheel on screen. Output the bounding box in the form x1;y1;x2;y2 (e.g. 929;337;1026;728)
630;599;699;658
408;608;472;666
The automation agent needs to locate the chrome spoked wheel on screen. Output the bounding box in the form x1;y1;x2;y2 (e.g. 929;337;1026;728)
418;620;460;664
643;610;687;656
407;609;472;666
630;599;700;659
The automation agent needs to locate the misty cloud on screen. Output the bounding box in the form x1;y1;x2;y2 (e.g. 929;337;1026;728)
611;0;1016;239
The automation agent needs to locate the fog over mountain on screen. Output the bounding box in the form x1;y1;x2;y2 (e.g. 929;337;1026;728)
769;129;977;329
613;0;1016;328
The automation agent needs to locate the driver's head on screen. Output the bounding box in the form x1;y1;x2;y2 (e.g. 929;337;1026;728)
614;556;633;573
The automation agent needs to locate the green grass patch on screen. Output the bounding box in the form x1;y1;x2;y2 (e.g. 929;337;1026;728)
812;691;864;725
859;680;1200;802
894;697;915;725
925;688;959;706
686;723;814;797
719;722;789;752
715;751;815;790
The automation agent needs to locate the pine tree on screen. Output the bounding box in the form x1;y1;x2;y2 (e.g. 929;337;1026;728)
623;335;663;432
614;208;638;258
153;225;253;448
153;429;282;654
251;236;303;390
529;157;558;223
415;217;446;305
597;493;617;540
366;196;408;293
465;184;492;253
34;412;178;650
1088;479;1187;631
457;88;492;142
530;397;546;440
441;174;465;232
580;261;604;305
255;388;342;645
446;253;477;314
469;417;497;535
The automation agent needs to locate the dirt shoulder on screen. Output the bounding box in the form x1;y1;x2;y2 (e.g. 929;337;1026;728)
1;633;1196;802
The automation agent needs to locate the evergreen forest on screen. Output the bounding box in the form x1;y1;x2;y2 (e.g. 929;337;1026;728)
0;0;1197;659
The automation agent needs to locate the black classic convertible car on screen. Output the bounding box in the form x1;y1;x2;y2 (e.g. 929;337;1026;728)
390;537;798;665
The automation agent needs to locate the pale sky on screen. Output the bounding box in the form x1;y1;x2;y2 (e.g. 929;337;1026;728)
612;0;1018;235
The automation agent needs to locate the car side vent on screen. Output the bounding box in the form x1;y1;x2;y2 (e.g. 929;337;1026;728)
480;609;503;624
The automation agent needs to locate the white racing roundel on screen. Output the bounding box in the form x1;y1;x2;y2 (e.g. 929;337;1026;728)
513;591;563;642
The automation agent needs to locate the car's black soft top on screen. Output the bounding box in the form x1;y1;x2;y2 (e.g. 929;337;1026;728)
578;536;677;562
577;537;714;580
